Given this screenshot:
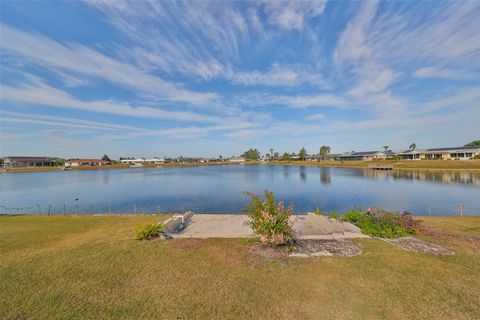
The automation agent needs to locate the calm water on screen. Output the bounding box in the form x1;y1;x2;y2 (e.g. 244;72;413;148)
1;165;479;215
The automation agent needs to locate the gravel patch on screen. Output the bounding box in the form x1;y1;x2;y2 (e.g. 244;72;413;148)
290;239;361;257
386;237;454;255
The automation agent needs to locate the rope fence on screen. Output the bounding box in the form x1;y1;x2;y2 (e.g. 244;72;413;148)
0;202;477;216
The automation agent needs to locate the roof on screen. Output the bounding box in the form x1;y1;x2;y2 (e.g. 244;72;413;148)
426;146;480;152
341;151;384;157
66;159;107;163
5;156;53;162
397;149;426;155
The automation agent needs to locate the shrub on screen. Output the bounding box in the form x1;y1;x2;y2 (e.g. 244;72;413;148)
328;212;338;219
244;190;293;246
135;223;164;240
342;208;416;238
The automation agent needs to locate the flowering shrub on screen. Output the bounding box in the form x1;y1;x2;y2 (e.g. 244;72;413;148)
244;191;293;246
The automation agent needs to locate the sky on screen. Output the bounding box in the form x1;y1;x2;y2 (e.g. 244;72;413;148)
0;0;479;159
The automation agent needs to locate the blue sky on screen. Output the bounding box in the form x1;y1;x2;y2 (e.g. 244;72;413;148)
0;0;479;159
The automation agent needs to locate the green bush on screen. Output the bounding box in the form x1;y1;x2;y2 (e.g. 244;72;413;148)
342;208;415;238
135;223;164;240
328;212;338;219
244;190;293;246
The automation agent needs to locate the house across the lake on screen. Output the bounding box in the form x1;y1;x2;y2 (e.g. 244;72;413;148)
229;156;246;163
3;156;58;168
120;157;165;165
339;151;387;161
64;159;108;167
398;147;480;160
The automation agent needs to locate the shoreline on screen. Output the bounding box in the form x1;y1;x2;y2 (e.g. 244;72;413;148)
3;159;480;173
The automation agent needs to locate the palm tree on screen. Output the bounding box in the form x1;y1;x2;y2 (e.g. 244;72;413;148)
319;145;331;161
282;152;291;161
383;146;389;152
409;143;416;151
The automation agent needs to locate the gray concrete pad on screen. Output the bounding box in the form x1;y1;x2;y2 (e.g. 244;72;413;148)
172;213;368;239
174;214;253;238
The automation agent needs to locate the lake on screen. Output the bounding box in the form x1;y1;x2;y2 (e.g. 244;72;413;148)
1;165;479;215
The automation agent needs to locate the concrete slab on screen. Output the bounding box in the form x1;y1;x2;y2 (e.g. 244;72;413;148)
174;214;253;238
171;213;367;239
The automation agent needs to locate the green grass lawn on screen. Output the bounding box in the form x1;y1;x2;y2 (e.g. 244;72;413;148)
1;215;479;319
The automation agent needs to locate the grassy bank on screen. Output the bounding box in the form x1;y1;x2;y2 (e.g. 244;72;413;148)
1;215;479;319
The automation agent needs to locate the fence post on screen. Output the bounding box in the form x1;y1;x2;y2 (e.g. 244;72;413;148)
63;204;67;215
48;204;51;216
37;204;41;215
134;204;137;215
108;204;112;215
428;207;431;216
460;204;464;216
157;205;160;215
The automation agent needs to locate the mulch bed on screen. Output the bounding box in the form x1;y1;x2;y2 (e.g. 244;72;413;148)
385;237;455;255
289;239;361;257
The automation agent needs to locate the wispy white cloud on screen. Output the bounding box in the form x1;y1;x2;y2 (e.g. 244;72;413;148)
228;63;326;87
0;81;223;123
86;1;326;87
262;1;327;30
305;113;325;121
0;23;219;107
421;86;480;113
237;93;348;109
0;111;145;131
414;67;476;80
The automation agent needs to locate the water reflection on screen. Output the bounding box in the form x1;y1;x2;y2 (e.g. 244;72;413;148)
283;165;290;178
358;169;480;185
320;167;331;185
300;166;306;182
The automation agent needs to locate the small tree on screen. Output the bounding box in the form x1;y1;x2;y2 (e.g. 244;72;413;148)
299;147;307;161
409;143;416;151
282;152;291;161
245;191;293;246
383;146;389;152
464;140;480;147
242;148;261;161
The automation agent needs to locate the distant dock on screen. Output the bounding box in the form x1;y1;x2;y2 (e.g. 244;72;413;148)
368;165;394;170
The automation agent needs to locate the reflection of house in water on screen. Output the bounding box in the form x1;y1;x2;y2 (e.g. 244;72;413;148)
320;168;331;185
361;169;480;185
